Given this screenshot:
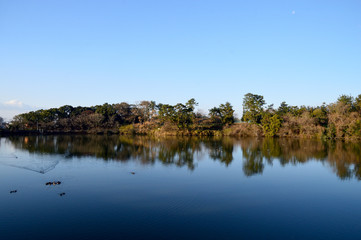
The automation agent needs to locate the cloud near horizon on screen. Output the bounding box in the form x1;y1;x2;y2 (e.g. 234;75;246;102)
4;99;25;108
0;100;37;121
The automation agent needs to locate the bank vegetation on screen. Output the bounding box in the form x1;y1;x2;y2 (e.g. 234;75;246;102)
2;93;361;140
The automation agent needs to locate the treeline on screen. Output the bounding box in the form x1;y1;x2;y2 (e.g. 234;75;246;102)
8;101;158;133
4;93;361;139
7;99;235;134
239;93;361;140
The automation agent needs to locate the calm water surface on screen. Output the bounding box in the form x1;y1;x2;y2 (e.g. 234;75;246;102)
1;135;361;240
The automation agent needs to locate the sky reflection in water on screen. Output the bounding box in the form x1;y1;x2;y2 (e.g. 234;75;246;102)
1;135;361;240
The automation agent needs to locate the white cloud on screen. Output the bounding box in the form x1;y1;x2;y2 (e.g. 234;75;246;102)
292;10;296;15
0;100;37;121
4;99;24;108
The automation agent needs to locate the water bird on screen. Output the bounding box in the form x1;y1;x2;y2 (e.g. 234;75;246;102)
59;193;66;197
45;181;61;186
130;172;135;175
10;190;17;193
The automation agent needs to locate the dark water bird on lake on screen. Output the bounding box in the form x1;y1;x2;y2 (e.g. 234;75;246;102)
10;190;17;193
46;181;61;186
130;172;135;175
59;193;66;197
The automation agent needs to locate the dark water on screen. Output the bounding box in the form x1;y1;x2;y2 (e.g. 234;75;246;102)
1;135;361;240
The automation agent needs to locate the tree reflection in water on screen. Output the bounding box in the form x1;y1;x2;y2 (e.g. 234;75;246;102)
5;135;361;179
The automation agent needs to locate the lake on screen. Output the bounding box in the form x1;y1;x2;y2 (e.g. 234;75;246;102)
1;135;361;240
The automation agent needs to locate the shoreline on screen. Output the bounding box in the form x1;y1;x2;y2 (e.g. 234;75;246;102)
2;123;360;141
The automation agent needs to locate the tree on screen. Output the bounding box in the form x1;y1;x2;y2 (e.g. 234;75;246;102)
185;98;197;112
209;107;221;119
157;99;198;129
219;102;235;125
209;102;235;125
337;94;354;112
157;104;176;123
136;100;157;122
10;114;28;130
209;102;234;125
95;103;116;119
242;93;266;124
312;105;328;127
338;94;354;106
277;101;290;116
174;99;198;129
174;103;190;128
58;105;74;118
261;113;282;137
114;102;135;124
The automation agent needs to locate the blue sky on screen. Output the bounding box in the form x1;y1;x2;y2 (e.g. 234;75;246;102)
1;0;360;120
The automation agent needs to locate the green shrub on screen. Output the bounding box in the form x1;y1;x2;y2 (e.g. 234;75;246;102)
261;114;282;137
119;124;135;135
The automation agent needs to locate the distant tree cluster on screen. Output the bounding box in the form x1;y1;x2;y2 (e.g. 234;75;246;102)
157;98;198;129
9;99;235;133
242;93;361;139
10;101;158;132
209;102;235;125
